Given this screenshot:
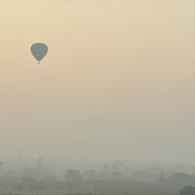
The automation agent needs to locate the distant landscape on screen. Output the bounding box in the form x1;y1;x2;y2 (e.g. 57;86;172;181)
0;150;195;195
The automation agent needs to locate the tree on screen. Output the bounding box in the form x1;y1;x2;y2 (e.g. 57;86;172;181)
179;185;195;195
64;169;82;181
0;162;4;171
83;170;97;180
97;171;110;180
110;171;122;180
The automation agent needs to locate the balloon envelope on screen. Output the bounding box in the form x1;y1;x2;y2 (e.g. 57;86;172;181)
31;43;48;63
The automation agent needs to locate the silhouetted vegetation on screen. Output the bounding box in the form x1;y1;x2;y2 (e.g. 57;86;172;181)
0;157;195;194
179;185;195;195
0;175;189;195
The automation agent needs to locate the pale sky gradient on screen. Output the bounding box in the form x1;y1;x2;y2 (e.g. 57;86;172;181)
1;1;195;153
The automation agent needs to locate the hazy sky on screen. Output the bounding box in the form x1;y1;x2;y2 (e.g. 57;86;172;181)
1;1;195;153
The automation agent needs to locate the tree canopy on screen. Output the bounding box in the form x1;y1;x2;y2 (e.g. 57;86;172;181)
179;185;195;195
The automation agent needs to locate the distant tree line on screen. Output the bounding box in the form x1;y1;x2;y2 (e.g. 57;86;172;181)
0;173;194;195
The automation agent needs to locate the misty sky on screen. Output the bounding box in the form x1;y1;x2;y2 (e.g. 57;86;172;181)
1;1;195;154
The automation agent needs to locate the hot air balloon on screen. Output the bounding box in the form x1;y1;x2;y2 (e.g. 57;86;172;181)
31;43;48;64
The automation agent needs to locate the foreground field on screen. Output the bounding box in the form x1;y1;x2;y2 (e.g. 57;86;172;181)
3;193;179;195
0;178;183;195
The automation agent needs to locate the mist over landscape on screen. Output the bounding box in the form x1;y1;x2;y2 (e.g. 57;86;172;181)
1;0;195;194
0;143;195;163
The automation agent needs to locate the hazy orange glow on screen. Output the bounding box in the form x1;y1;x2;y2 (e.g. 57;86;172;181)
1;1;195;149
